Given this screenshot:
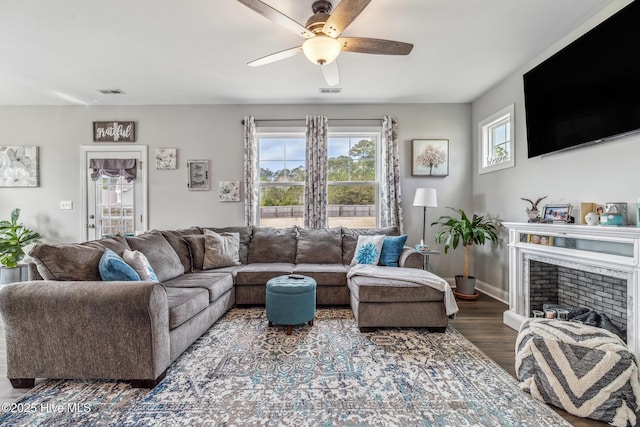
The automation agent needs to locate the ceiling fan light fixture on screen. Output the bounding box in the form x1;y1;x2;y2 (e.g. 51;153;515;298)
302;36;341;65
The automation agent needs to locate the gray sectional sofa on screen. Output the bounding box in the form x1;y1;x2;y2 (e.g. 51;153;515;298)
0;225;450;389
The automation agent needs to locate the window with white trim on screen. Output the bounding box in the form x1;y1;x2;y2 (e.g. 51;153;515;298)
478;104;515;174
257;130;380;228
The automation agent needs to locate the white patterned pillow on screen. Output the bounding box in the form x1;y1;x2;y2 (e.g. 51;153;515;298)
123;249;158;282
350;235;385;266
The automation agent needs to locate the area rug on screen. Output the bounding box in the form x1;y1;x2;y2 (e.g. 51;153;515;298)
0;308;570;426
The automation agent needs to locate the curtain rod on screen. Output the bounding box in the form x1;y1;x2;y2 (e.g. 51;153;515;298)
240;118;383;125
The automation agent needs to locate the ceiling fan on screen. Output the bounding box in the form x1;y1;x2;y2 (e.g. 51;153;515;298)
237;0;414;86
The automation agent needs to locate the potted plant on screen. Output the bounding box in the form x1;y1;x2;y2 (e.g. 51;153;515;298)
0;208;41;284
431;208;500;297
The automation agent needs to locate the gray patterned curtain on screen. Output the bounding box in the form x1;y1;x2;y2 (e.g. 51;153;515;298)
89;159;137;182
304;116;328;229
380;116;404;233
243;116;259;226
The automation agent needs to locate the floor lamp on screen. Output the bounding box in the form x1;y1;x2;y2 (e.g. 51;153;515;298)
412;188;438;247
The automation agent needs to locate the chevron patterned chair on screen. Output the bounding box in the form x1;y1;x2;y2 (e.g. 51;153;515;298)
516;319;640;427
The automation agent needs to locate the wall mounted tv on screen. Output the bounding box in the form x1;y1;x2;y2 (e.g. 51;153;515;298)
523;1;640;158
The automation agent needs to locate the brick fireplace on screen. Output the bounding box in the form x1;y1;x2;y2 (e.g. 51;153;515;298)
504;222;640;356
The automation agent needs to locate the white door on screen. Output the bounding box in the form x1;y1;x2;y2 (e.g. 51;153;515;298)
81;145;148;241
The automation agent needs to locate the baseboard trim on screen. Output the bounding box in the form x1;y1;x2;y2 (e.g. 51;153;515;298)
444;277;508;304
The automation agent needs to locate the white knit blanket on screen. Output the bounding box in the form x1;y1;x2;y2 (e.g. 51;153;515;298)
347;264;459;316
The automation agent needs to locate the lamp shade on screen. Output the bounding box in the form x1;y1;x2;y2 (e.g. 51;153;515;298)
302;36;341;65
413;188;437;207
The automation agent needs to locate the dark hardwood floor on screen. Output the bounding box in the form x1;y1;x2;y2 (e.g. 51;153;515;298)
451;292;607;426
0;292;608;425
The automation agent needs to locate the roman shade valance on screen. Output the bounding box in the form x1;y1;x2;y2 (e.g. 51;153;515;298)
89;159;137;182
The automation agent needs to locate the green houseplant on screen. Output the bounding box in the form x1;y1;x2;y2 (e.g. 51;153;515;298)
0;208;40;283
431;208;500;296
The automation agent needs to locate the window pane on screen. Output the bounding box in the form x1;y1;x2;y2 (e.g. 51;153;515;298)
327;185;376;228
286;138;306;161
260;160;284;182
259;185;304;227
259;138;285;160
285;161;305;182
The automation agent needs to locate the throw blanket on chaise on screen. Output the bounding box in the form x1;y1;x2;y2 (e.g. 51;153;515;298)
347;264;459;316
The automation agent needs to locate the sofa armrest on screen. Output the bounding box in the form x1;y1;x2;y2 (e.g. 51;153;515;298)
0;280;171;383
399;246;422;269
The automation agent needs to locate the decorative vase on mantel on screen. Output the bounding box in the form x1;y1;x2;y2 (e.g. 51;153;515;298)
526;208;541;223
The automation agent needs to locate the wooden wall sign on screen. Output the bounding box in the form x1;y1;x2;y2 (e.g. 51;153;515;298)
93;121;136;142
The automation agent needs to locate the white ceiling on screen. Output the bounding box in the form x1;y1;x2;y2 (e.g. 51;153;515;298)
0;0;615;106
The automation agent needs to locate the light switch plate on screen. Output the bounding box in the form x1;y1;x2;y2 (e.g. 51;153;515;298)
59;201;73;210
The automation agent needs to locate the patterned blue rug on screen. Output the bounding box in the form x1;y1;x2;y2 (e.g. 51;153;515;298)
0;308;570;426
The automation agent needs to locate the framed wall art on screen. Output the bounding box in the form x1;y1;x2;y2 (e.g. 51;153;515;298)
155;148;177;170
412;139;449;176
93;121;136;142
219;181;240;202
187;160;209;191
0;145;39;187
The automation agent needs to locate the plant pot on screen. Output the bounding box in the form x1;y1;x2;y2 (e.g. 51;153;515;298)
0;265;28;284
455;275;476;295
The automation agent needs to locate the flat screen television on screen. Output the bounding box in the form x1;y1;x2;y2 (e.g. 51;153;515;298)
523;1;640;158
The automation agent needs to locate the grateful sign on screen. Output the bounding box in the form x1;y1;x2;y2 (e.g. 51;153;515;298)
93;121;136;142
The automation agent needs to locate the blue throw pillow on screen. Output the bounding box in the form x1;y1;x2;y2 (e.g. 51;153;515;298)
379;235;408;267
99;248;141;281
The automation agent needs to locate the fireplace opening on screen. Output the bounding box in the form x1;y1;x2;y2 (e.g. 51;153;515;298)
529;260;627;340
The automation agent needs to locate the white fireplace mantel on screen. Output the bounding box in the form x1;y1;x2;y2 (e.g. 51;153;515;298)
503;222;640;356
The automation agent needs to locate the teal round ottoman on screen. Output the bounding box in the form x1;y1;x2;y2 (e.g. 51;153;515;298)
266;275;316;335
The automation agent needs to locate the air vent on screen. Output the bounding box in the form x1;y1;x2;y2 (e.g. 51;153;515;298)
97;89;126;95
319;87;342;94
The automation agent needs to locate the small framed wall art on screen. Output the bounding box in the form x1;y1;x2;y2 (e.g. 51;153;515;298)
0;145;39;187
187;160;209;191
155;148;177;170
219;181;240;202
411;139;449;177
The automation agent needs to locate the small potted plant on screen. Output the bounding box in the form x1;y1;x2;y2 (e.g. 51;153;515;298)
431;208;500;298
0;208;41;284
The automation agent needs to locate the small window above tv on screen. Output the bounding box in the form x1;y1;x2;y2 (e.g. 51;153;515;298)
523;1;640;158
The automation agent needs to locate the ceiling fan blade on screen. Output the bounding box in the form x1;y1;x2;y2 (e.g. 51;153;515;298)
338;37;414;55
323;0;371;38
236;0;314;39
321;61;340;86
248;46;302;67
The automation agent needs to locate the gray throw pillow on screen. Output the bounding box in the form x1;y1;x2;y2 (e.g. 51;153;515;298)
295;228;342;264
202;229;241;269
182;235;206;271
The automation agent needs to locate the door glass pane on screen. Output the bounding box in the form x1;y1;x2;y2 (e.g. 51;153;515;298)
95;175;135;238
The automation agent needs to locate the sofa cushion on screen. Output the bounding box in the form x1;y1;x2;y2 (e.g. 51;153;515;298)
351;235;385;265
202;229;241;269
183;234;206;271
125;231;183;282
123;249;158;281
161;227;202;273
235;263;295;285
379;235;408;267
29;235;131;281
98;248;141;281
248;227;297;264
165;287;209;329
341;227;398;265
163;271;233;302
295;228;342;264
292;263;348;286
348;276;445;303
203;226;253;265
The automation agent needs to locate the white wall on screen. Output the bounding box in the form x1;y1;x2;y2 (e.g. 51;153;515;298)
471;0;639;296
0;103;472;278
